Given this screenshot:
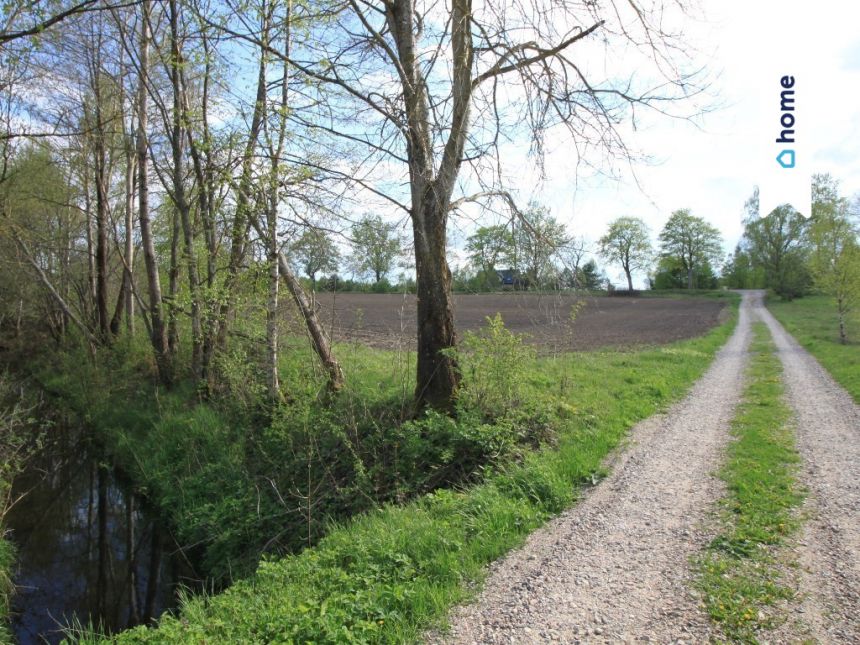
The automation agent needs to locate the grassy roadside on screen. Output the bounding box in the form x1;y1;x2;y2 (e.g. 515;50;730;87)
695;322;805;643
58;302;741;642
767;294;860;402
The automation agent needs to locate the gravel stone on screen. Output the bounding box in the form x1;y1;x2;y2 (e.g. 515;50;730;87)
757;301;860;642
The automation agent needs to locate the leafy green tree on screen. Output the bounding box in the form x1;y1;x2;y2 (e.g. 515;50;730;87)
598;217;652;291
350;215;401;283
658;209;723;289
721;245;764;289
0;145;85;342
466;225;514;273
578;259;604;291
808;174;860;344
291;229;340;288
513;204;569;288
742;189;809;299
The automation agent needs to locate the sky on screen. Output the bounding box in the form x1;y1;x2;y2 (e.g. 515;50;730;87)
489;0;860;288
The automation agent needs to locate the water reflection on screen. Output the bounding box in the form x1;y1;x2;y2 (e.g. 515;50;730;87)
6;420;198;644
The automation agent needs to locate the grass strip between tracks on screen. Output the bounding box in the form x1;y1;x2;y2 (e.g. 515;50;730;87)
695;322;805;643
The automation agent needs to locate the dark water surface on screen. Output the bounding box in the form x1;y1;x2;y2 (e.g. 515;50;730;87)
6;419;200;644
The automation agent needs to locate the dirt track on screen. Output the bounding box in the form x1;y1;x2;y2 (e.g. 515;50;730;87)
429;293;756;644
313;293;726;351
758;301;860;642
427;291;860;643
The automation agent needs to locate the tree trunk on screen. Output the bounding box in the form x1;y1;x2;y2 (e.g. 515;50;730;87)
266;212;281;402
182;62;217;385
109;274;127;335
167;210;180;355
124;139;136;335
687;266;694;290
250;212;343;390
412;202;459;412
625;268;633;291
93;133;111;339
215;48;268;352
11;229;100;349
169;0;203;381
83;169;97;323
272;237;344;391
838;299;847;344
264;0;290;404
136;0;173;384
384;0;471;412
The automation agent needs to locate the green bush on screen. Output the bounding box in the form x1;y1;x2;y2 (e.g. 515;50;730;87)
0;538;13;643
450;313;536;420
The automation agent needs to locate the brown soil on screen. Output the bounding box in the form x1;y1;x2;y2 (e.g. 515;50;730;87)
312;292;727;351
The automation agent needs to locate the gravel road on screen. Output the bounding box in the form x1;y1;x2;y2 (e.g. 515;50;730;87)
757;301;860;642
430;292;759;645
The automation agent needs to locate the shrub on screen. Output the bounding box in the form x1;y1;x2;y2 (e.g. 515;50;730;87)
449;313;535;420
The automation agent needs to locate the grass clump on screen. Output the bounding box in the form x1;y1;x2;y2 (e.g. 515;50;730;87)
0;538;13;644
63;299;741;643
695;322;805;643
767;294;860;402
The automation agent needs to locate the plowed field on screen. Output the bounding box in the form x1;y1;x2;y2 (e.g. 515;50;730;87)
309;293;728;351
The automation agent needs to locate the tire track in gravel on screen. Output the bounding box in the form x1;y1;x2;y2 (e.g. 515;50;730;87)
429;292;758;645
757;301;860;643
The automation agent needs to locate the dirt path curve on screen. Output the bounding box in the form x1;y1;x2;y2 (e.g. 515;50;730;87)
757;301;860;642
430;292;758;645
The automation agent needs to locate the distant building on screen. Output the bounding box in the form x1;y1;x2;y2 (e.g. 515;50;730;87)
497;268;516;286
496;269;528;290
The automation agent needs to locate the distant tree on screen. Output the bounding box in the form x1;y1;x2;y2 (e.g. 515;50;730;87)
652;255;717;290
742;188;809;299
350;215;401;283
658;209;723;289
651;256;684;289
514;204;569;288
466;225;514;273
578;259;604;291
808;174;860;344
721;245;764;289
598;217;652;291
291;229;340;288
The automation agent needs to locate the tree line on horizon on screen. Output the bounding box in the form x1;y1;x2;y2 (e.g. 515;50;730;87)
723;174;860;343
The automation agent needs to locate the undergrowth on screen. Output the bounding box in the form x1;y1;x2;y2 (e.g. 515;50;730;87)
50;297;742;643
1;372;43;644
695;322;805;643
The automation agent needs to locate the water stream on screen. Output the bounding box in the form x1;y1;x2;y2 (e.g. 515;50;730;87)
5;418;200;644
